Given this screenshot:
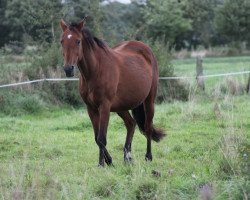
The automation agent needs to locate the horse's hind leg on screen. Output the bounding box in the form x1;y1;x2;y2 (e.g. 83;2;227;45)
117;111;136;162
143;100;154;161
143;86;157;161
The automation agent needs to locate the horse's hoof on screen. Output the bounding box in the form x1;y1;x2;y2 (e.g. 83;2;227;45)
145;154;152;161
124;152;132;163
105;157;112;165
98;160;105;167
106;161;114;167
124;157;133;164
108;163;115;167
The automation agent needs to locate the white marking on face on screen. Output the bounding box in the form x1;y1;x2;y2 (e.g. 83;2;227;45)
67;34;72;39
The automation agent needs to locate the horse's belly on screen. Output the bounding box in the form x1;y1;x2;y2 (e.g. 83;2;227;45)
110;70;152;112
110;94;145;112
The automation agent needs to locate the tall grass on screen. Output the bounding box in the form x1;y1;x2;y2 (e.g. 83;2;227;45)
0;44;83;115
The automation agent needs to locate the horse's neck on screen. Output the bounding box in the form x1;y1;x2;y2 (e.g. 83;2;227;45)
78;48;100;81
78;41;113;82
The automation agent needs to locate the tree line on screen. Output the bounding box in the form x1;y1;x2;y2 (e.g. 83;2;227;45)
1;0;250;51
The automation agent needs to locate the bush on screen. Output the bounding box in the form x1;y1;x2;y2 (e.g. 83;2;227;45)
212;78;246;98
17;95;44;114
3;41;24;55
0;91;45;115
25;43;63;80
42;81;82;106
149;40;189;102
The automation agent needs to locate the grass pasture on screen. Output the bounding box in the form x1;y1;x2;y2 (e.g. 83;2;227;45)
0;56;250;199
0;96;249;199
172;56;250;92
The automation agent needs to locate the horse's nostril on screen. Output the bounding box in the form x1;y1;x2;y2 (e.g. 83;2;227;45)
64;65;74;77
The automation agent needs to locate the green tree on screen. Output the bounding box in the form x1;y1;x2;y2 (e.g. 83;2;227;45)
62;0;103;35
183;0;222;49
4;0;63;45
141;0;192;47
215;0;250;44
101;1;144;44
0;0;15;47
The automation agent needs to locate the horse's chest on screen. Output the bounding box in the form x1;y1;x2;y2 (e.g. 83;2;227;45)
81;91;97;108
80;87;105;108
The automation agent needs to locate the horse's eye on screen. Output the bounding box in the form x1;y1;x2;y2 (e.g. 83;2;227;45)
76;40;81;46
60;40;63;46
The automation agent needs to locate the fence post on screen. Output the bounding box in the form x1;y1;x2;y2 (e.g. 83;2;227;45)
247;73;250;94
196;56;205;90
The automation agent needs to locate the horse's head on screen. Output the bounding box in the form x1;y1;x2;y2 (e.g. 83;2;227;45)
60;19;84;77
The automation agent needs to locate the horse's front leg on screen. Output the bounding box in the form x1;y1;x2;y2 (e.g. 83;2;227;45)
87;106;112;166
97;102;112;167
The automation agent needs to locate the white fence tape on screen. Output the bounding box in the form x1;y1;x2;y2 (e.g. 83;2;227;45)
159;71;250;80
0;71;249;88
0;78;78;88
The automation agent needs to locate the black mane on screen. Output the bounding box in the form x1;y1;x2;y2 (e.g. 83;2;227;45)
69;23;106;50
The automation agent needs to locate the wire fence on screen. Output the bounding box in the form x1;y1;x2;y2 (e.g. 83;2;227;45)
0;71;250;88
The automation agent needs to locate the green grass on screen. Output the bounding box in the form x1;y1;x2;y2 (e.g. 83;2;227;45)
173;56;250;75
0;95;249;199
172;56;250;92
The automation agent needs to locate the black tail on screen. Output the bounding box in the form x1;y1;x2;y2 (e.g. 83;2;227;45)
132;104;166;142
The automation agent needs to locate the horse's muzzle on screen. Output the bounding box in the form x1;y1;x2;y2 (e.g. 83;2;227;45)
64;65;74;77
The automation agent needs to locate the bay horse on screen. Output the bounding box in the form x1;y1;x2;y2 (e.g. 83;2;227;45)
60;19;165;166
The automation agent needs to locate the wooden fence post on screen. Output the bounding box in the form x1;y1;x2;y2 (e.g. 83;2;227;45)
247;73;250;94
196;56;205;90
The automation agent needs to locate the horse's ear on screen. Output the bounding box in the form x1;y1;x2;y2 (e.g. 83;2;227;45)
60;19;68;32
76;19;85;32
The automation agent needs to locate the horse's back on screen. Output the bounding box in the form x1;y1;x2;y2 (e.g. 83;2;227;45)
113;41;154;64
112;40;157;78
